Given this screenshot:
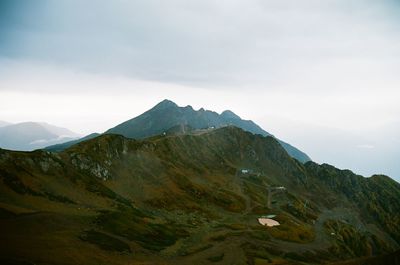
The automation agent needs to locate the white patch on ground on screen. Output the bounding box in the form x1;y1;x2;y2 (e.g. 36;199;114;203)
258;218;280;227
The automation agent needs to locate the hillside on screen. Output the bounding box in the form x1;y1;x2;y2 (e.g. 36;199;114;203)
0;126;398;265
106;99;311;163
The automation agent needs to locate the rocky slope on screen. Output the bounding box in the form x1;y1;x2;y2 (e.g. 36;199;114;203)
0;127;398;265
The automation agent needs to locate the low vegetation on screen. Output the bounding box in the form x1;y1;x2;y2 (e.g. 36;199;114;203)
0;127;399;264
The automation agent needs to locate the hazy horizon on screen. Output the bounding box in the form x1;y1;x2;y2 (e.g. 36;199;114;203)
1;0;399;180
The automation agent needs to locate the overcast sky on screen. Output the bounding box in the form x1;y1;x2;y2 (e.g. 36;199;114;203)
0;0;399;180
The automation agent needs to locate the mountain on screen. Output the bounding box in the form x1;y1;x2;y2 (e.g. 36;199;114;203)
0;122;80;151
44;133;100;152
0;121;12;128
106;99;311;163
38;122;80;138
0;126;398;265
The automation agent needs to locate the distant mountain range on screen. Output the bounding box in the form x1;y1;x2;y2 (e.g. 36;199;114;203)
46;99;310;163
0;122;80;151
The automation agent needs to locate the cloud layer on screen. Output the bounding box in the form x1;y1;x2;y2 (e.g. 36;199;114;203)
2;0;400;89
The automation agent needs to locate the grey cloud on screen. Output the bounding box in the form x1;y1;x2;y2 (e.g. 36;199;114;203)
1;0;400;89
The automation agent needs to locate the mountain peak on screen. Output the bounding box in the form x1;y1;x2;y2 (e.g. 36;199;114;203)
153;99;178;109
105;101;311;163
221;110;241;120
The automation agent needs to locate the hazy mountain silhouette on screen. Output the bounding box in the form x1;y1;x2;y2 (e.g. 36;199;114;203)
0;122;80;151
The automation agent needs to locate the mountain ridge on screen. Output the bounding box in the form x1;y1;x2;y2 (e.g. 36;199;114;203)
105;99;311;163
0;126;399;264
44;133;100;152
